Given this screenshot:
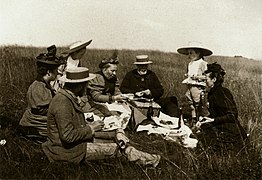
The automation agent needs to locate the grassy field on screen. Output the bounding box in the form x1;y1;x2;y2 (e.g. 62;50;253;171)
0;45;261;179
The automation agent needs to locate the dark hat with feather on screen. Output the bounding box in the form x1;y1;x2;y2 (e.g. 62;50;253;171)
36;45;65;66
205;62;226;76
99;50;119;69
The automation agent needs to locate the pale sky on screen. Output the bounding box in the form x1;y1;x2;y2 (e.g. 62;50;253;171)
1;0;262;60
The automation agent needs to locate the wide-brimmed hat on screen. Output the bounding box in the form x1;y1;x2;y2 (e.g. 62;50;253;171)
59;67;96;83
63;40;92;54
134;55;152;65
177;42;213;56
36;45;64;66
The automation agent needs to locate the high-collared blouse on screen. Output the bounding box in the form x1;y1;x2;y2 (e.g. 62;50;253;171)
87;71;121;103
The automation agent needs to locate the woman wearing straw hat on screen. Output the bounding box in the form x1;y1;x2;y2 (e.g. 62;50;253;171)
177;42;212;125
51;40;92;91
19;45;64;142
42;67;160;166
62;40;92;70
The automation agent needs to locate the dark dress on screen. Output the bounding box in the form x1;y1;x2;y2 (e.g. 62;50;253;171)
198;84;247;151
120;69;179;117
19;76;56;142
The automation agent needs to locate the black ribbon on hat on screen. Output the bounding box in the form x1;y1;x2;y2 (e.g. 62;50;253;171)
66;69;90;80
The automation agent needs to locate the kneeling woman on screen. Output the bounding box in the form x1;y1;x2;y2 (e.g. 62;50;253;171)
19;45;63;142
196;63;247;152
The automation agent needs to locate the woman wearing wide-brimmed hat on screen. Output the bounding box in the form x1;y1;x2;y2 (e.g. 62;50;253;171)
19;45;64;142
62;40;92;70
42;67;160;166
177;42;212;124
51;40;92;91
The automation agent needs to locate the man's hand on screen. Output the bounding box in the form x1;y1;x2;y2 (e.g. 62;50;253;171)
89;120;104;132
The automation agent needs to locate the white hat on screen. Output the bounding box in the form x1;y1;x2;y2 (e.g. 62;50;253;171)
134;55;152;65
63;40;92;54
59;67;96;83
177;42;213;56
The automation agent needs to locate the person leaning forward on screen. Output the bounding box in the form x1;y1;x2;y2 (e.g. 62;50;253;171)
194;63;247;152
87;53;148;125
87;52;126;103
120;55;179;117
42;67;161;166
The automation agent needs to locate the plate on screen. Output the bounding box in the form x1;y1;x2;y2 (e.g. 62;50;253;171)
152;116;180;129
102;115;129;131
132;97;151;102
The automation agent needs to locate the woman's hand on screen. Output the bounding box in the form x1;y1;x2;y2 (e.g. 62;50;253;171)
135;89;151;97
143;89;151;95
196;116;214;128
135;91;144;97
113;94;127;102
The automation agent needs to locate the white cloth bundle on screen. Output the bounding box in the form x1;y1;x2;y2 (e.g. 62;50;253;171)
137;112;198;148
84;102;131;131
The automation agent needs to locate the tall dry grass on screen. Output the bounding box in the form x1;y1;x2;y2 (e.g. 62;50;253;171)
0;45;261;179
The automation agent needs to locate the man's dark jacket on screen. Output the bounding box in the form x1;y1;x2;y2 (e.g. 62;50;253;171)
120;69;164;100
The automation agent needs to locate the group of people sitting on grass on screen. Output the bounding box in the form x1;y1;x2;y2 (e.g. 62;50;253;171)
18;40;247;166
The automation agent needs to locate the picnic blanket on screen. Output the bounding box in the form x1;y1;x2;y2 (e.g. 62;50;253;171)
137;112;198;148
84;102;131;131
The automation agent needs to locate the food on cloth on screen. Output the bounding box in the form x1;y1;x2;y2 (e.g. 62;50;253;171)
159;120;173;125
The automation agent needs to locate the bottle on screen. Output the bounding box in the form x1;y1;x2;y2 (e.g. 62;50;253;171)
147;99;154;121
173;107;183;130
178;107;184;129
127;107;136;131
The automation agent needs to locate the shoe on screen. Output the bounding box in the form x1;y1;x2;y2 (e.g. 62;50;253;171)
124;146;161;167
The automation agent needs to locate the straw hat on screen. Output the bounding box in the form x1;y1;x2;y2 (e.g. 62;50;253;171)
177;42;213;56
63;40;92;54
59;67;96;83
134;55;152;65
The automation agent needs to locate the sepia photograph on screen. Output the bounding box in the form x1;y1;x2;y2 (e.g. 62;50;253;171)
1;0;261;179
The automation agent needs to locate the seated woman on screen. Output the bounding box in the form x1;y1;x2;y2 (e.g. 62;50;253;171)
195;62;247;152
87;52;126;103
19;45;64;142
87;53;147;126
42;67;160;166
